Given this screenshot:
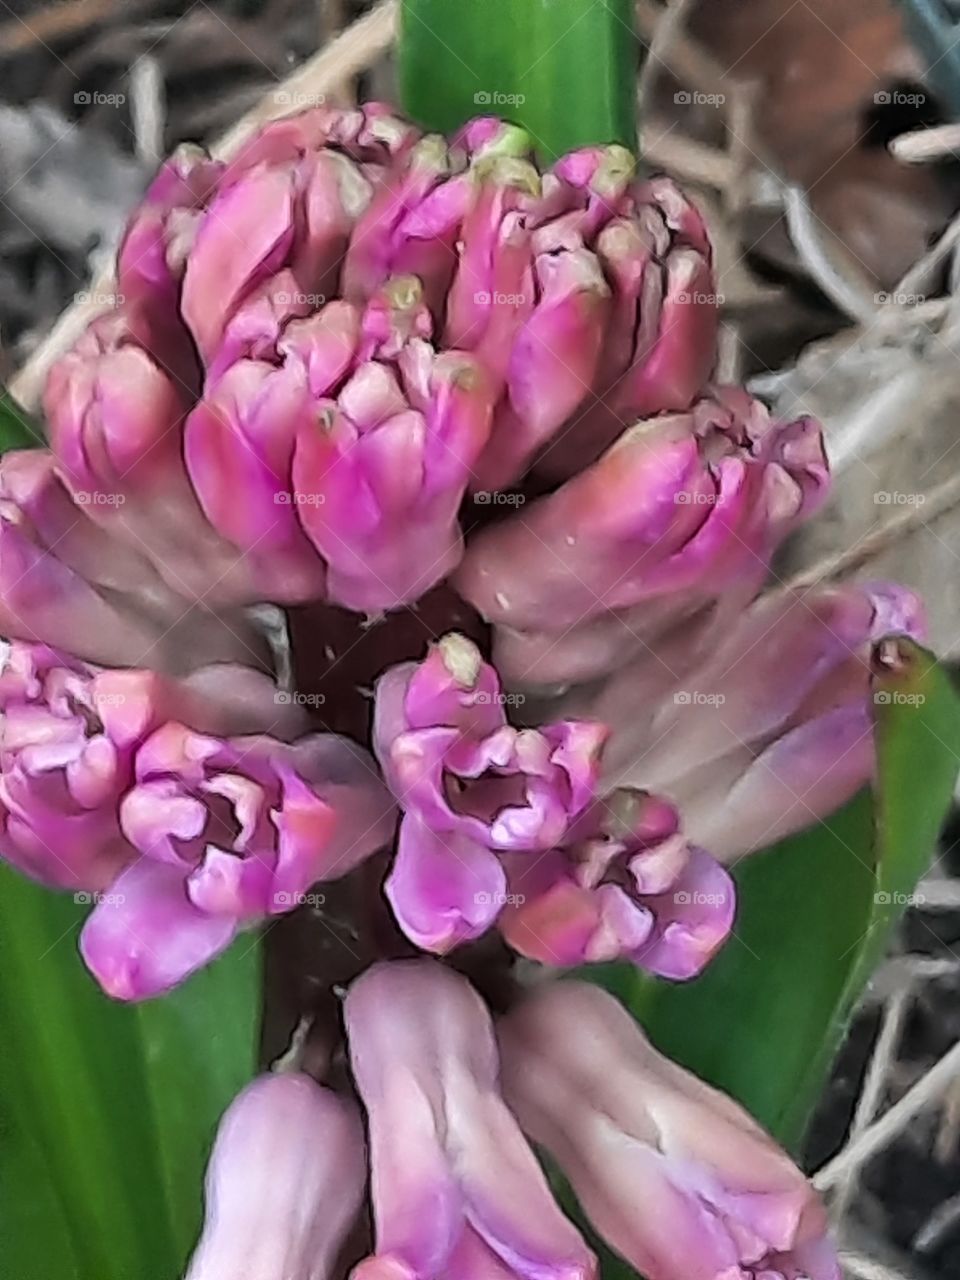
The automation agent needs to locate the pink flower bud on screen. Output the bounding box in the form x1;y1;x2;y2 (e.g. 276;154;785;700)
292;342;495;612
185;1073;366;1280
498;982;840;1280
582;582;926;860
456;389;829;686
345;960;596;1280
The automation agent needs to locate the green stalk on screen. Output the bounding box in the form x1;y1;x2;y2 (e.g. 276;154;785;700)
400;0;637;160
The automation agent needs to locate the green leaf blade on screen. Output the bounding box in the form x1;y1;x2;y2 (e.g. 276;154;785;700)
400;0;637;160
0;867;260;1279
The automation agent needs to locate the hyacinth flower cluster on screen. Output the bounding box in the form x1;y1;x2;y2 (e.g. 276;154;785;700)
0;100;929;1279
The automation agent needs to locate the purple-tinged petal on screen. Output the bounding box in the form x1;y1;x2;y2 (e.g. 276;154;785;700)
79;857;237;1000
186;1073;366;1280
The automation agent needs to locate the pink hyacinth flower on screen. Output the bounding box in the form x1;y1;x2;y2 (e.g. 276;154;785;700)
372;634;606;952
0;640;304;894
498;789;735;979
185;1072;366;1280
499;981;840;1280
80;727;395;999
345;959;596;1280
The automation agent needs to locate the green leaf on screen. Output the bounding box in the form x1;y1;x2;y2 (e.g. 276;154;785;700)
0;388;44;450
586;640;960;1156
0;867;260;1280
400;0;637;161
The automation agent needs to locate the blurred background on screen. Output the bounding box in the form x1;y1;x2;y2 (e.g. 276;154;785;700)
5;1;960;1277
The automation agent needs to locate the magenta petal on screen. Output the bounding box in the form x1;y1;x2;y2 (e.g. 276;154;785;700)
80;857;237;1000
386;814;506;953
